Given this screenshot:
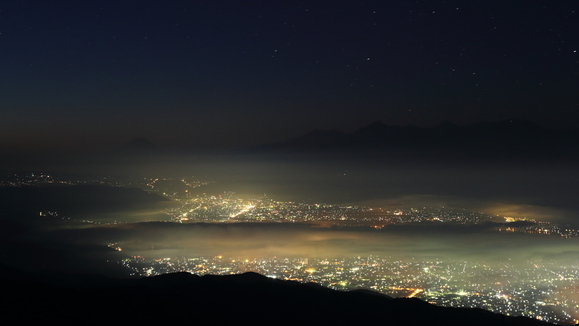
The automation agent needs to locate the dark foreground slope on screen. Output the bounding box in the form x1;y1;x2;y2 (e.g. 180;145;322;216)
1;268;551;326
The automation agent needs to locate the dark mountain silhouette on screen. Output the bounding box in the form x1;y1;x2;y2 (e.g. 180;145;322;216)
0;268;552;326
273;129;351;149
253;119;579;160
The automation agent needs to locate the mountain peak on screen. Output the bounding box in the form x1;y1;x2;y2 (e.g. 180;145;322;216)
363;120;388;130
437;120;460;129
354;121;389;136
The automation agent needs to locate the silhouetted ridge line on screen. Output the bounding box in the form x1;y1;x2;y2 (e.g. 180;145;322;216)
1;270;552;325
251;119;579;160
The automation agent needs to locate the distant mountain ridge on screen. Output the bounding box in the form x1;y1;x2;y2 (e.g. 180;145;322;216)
0;267;551;326
253;119;579;159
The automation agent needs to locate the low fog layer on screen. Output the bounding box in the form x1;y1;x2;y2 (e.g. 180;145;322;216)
3;220;579;277
69;222;579;263
2;152;578;276
57;153;579;223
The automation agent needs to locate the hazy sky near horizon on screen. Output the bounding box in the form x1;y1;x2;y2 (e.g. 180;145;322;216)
1;1;578;151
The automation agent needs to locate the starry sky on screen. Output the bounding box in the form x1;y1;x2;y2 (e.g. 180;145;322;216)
1;1;578;152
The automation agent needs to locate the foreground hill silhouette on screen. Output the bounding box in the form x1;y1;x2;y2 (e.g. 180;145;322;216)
1;267;552;325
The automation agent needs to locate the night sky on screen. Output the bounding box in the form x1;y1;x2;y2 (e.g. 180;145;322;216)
1;1;578;152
